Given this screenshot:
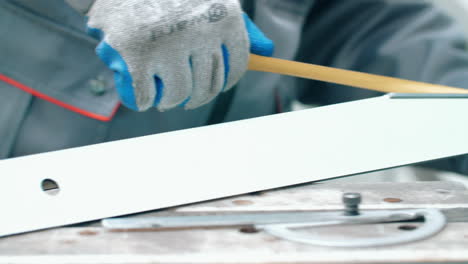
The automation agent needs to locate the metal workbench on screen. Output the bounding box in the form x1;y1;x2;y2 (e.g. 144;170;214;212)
1;180;467;264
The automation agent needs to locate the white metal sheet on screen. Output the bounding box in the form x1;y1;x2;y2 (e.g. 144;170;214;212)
1;96;468;237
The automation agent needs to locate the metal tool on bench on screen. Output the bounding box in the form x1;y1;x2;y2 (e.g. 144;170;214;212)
1;56;468;238
103;192;447;248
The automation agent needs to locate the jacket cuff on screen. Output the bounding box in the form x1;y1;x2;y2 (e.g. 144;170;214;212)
65;0;95;14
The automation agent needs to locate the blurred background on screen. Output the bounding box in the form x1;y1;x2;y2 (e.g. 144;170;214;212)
328;0;468;186
432;0;468;35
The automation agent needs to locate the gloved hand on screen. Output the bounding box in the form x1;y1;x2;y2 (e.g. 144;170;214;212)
87;0;274;112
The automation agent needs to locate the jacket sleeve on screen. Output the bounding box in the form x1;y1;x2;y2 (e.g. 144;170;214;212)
296;0;468;175
65;0;95;14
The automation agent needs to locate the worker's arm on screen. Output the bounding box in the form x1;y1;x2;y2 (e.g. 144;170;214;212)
296;0;468;175
86;0;274;112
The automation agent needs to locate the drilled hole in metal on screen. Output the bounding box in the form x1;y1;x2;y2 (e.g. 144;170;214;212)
384;198;403;203
398;225;418;231
41;179;60;196
239;226;259;234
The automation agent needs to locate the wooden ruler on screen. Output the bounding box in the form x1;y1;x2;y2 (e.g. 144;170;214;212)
248;54;468;94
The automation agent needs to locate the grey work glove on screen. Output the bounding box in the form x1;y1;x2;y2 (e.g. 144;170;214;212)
87;0;255;111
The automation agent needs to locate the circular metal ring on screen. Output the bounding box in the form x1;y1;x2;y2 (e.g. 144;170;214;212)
256;209;446;248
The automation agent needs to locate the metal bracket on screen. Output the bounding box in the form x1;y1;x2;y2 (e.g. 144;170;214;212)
103;192;447;248
103;209;447;248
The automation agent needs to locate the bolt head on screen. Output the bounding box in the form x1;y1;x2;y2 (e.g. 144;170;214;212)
343;193;362;205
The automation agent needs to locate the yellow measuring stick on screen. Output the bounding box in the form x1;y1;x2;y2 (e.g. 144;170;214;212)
248;54;468;94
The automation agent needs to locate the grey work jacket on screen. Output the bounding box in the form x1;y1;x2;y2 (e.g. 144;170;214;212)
1;0;468;175
0;0;300;158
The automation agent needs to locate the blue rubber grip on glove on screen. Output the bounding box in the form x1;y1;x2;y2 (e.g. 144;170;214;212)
243;14;274;57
